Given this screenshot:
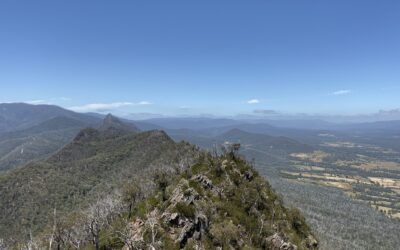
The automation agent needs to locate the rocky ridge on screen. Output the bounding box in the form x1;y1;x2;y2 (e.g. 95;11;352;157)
117;149;318;250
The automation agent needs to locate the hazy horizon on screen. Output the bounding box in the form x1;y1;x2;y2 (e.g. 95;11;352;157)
2;102;400;123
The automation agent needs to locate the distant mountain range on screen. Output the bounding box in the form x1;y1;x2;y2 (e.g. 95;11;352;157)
1;103;399;172
0;104;103;171
135;116;400;133
0;103;99;132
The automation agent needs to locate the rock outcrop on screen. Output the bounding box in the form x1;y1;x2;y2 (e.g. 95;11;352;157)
265;233;298;250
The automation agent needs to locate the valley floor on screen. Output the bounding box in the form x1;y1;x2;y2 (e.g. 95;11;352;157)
262;167;400;250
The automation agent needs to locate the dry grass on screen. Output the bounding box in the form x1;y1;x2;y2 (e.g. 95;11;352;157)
281;171;300;176
323;141;398;154
368;177;400;189
375;205;392;213
290;150;330;163
322;141;358;148
335;158;400;171
358;161;400;171
375;200;393;206
320;181;353;190
282;159;400;221
282;171;371;185
392;213;400;219
301;172;359;183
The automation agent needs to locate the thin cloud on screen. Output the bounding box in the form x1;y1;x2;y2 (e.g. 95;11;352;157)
25;100;49;105
247;99;260;104
24;97;71;105
69;101;151;112
332;89;351;95
51;97;71;101
137;101;152;105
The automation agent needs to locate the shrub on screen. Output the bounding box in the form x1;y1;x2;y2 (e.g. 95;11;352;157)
210;221;239;247
174;202;196;219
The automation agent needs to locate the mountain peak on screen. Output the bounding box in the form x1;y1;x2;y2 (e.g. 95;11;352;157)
102;113;123;126
103;113;119;122
99;114;139;133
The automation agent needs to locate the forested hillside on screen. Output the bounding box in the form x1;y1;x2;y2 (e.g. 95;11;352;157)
0;116;92;171
0;116;198;246
0;104;102;172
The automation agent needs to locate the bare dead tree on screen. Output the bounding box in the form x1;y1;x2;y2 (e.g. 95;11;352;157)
259;214;266;235
0;239;6;250
48;208;57;250
146;210;159;248
67;220;85;250
84;195;122;250
22;230;39;250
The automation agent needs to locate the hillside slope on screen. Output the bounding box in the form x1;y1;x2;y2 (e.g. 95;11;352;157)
0;103;99;132
109;150;318;249
25;149;318;250
0;117;197;244
0;103;104;171
0;116;92;171
20;147;318;250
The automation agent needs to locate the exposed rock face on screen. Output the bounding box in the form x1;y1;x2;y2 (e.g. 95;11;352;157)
177;221;195;247
128;219;145;242
265;233;298;250
163;212;180;225
169;179;200;206
121;219;145;250
306;235;318;248
194;214;208;235
221;159;229;170
243;170;254;181
192;174;214;189
162;180;210;247
174;213;209;248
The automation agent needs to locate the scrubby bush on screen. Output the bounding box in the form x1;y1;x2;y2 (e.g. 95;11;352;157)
174;202;196;219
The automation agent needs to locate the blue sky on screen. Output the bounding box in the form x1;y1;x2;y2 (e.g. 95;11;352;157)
0;1;399;117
